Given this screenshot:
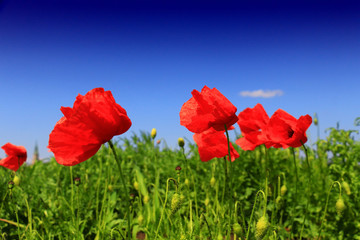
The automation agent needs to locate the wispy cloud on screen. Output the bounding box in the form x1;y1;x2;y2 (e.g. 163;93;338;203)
239;89;284;98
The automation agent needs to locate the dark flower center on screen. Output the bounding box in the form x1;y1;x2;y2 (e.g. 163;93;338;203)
288;128;295;138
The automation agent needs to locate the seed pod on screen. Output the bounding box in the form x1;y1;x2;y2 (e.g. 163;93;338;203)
171;193;185;214
280;185;287;196
335;198;346;215
210;177;216;188
13;175;20;186
151;128;157;139
178;138;185;148
233;222;243;235
255;216;269;240
342;181;351;195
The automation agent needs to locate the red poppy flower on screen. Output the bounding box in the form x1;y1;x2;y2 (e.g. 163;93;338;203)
0;143;27;171
180;86;238;133
193;127;239;162
48;88;132;166
236;103;271;150
264;109;312;148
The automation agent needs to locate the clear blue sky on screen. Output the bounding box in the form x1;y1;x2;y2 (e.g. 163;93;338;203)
1;0;359;161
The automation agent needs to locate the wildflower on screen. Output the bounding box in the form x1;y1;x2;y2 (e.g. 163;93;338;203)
48;88;132;166
236;103;270;150
193;127;239;162
265;109;312;148
180;85;238;133
0;143;27;171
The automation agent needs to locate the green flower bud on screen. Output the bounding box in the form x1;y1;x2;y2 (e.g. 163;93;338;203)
13;175;20;186
151;128;157;139
233;222;243;235
210;177;216;188
178;138;185;148
255;216;269;240
342;181;351;195
336;198;346;215
171;193;185;214
280;185;287;196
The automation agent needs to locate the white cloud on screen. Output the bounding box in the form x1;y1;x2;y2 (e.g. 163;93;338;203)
239;89;284;98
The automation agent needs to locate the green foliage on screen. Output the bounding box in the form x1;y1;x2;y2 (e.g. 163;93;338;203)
0;124;360;239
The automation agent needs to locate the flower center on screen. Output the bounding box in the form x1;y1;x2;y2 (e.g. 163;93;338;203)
288;128;295;138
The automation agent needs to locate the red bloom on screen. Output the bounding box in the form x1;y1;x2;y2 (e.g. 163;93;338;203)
193;127;239;162
264;109;312;148
180;86;238;133
48;88;132;166
236;103;270;150
0;143;27;171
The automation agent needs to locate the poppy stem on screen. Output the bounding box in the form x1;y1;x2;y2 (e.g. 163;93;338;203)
224;125;234;233
289;147;298;239
108;140;131;240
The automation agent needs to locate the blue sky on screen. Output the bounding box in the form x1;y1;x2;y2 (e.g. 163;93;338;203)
1;0;359;161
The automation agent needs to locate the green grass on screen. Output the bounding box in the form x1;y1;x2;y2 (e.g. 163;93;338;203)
1;126;360;239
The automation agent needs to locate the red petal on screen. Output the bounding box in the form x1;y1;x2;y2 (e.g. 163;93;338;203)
0;143;27;171
180;86;238;133
193;128;239;162
48;88;132;166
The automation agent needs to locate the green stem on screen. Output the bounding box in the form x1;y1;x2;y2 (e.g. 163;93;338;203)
299;143;312;240
289;147;298;239
317;181;341;239
108;140;131;240
246;190;266;239
224;125;234;232
155;178;177;239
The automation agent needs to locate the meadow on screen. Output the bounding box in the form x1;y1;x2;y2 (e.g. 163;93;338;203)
1;121;360;239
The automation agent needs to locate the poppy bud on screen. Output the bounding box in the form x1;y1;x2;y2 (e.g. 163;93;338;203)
233;222;243;235
74;177;81;186
210;177;216;188
143;195;150;204
156;139;161;145
8;180;14;189
217;234;223;240
137;214;144;225
204;198;210;206
171;193;185;214
178;138;185;148
335;198;346;215
134;181;139;191
13;175;20;186
314;113;318;126
342;181;351;195
108;184;113;192
151;128;157;139
280;185;287;196
255;216;269;240
184;178;189;186
175;166;182;171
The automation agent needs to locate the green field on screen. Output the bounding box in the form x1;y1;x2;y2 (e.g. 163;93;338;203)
1;123;360;239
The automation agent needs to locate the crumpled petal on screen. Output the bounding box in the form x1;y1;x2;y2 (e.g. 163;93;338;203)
236;103;270;150
0;143;27;171
265;109;312;148
180;86;238;133
193;128;239;162
48;88;132;166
